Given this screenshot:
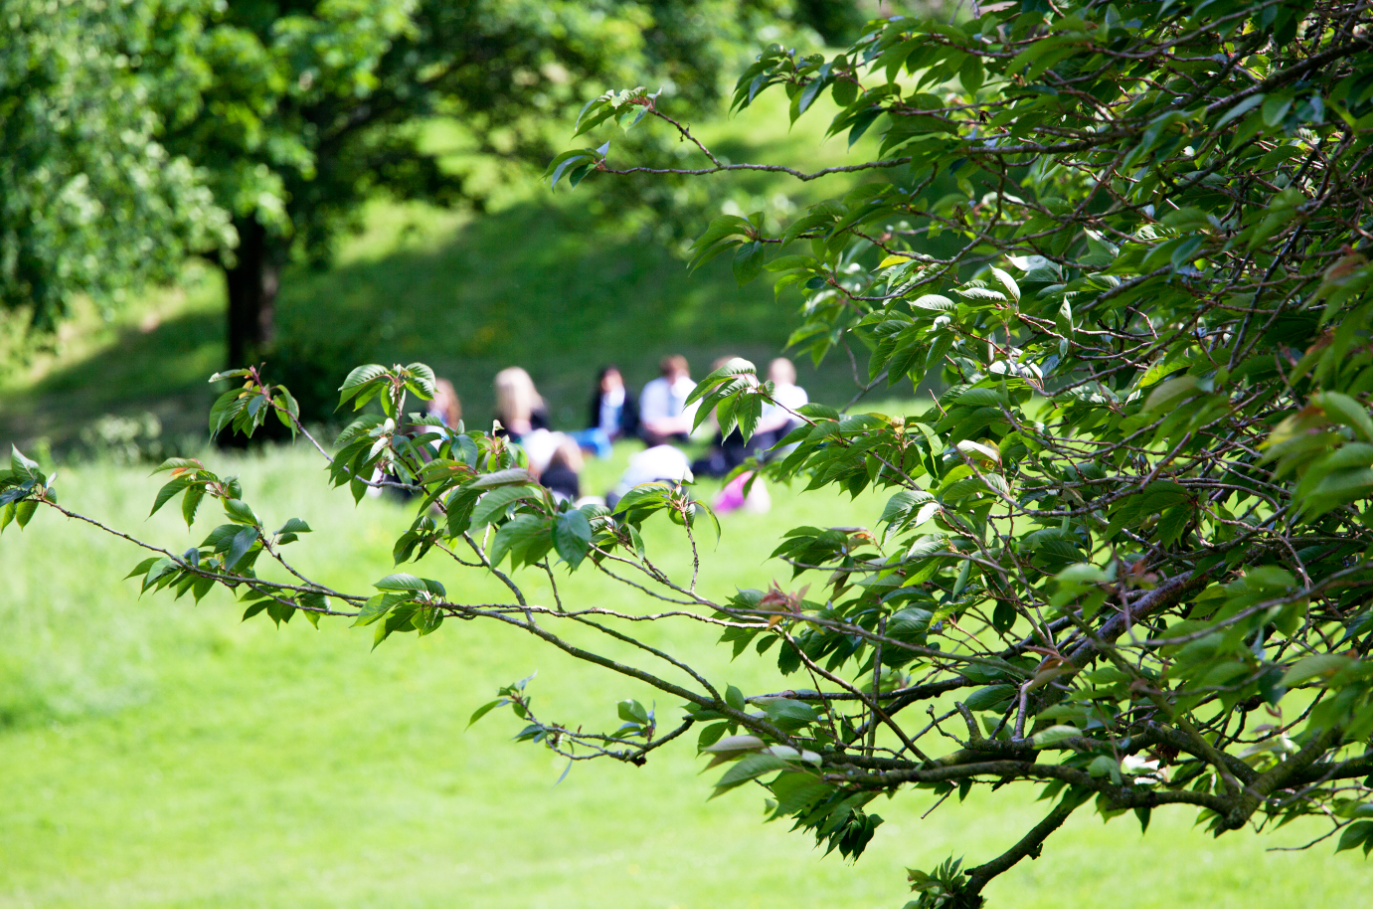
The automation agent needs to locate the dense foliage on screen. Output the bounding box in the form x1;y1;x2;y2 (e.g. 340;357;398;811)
0;0;230;338
8;0;1373;905
3;0;833;366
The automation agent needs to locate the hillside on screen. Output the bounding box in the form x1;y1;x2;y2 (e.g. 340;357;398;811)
0;92;877;452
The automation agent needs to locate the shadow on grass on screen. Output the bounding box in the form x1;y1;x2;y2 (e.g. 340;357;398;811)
0;303;225;449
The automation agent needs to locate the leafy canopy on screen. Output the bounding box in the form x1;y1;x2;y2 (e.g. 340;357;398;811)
3;0;830;352
0;0;231;335
11;1;1373;907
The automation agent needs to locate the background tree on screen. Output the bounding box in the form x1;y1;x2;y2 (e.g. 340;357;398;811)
0;0;231;350
9;1;1373;907
154;0;838;368
3;0;840;368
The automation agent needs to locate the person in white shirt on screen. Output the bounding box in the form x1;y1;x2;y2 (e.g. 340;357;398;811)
758;357;808;440
639;354;699;445
608;444;694;508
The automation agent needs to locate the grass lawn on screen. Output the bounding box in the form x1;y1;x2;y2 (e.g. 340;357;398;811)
0;444;1366;909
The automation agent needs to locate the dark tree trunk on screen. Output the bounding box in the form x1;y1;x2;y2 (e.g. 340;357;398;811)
225;217;280;369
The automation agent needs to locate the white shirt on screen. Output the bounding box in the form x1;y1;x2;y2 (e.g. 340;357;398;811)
639;375;699;425
614;445;694;498
772;382;808;413
518;428;567;474
761;382;808;430
598;385;625;434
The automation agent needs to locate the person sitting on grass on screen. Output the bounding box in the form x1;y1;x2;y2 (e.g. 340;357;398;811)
606;444;692;510
757;357;807;442
493;366;581;502
493;366;549;440
572;365;639;459
638;354;697;446
690;355;770;479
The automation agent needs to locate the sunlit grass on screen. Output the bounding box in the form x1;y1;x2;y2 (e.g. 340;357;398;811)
0;444;1365;908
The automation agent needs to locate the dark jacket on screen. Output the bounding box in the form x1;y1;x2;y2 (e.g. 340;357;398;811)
494;405;550;440
587;388;640;438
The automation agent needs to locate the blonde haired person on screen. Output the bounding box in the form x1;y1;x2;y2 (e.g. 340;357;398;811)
492;367;582;501
493;366;549;439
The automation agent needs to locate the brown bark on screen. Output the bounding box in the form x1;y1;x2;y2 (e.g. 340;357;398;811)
224;217;280;369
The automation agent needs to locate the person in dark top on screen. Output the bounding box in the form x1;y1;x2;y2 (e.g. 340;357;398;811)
590;366;639;435
569;365;639;458
690;355;771;478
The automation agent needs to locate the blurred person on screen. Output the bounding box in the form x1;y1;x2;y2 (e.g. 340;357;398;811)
639;354;698;446
428;378;462;427
712;470;771;515
756;357;808;450
760;358;807;428
492;367;581;501
572;365;639;458
519;428;584;502
419;377;463;458
607;444;693;509
426;378;462;438
493;366;550;439
690;355;769;478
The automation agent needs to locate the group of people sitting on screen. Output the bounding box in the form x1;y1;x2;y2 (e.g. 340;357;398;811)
417;354;808;513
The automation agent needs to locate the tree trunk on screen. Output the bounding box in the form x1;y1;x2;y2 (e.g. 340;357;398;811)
224;217;280;369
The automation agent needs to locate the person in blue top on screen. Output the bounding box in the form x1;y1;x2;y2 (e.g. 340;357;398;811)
572;365;640;458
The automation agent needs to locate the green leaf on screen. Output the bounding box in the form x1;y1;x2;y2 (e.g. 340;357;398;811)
1143;375;1199;412
1337;820;1373;853
274;387;300;435
338;365;389;405
150;477;191;517
223;499;260;527
1213;94;1265;130
468;699;505;728
734;240;765;286
208;389;247;439
182;482;205;528
489;514;554;569
715;754;792;791
554;508;593;568
10;446;39;479
353;594;400;627
1282;655;1353;686
618;699;650;724
375;573;446;598
223;527;259;571
1029;725;1080;748
15;499;37;528
470;484;543;529
469;468;536;489
276;518;312;535
152;457;204;475
125;557;159;580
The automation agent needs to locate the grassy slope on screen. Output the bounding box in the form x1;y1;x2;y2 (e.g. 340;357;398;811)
0;447;1366;909
0;91;870;450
